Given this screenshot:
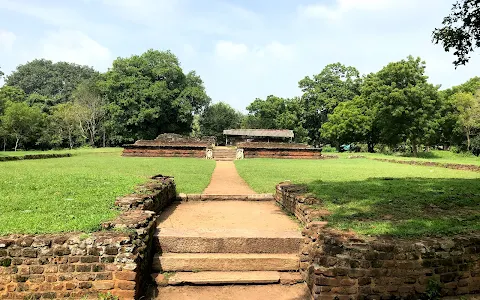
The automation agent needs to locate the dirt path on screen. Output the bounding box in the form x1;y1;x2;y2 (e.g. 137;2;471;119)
202;161;256;195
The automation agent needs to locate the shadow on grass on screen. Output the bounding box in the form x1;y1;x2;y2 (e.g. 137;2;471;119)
307;177;480;238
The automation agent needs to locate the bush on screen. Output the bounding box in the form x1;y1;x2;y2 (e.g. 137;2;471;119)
471;136;480;156
321;144;337;152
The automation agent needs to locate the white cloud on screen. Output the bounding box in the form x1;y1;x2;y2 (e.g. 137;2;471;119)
0;30;16;51
298;0;405;21
41;30;112;70
215;41;248;60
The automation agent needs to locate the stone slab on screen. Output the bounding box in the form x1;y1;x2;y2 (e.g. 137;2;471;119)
167;271;280;285
153;253;299;272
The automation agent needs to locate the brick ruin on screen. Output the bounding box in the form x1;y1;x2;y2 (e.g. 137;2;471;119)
122;134;215;158
276;182;480;299
237;142;332;159
0;176;177;299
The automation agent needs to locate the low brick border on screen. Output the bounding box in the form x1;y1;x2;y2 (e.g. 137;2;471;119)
0;153;72;162
0;175;176;299
275;182;480;300
370;157;480;172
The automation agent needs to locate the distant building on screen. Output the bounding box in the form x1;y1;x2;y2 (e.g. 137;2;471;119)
222;129;294;145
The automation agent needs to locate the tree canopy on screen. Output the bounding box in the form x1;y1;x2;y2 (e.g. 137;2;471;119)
199;102;242;143
433;0;480;66
99;49;210;144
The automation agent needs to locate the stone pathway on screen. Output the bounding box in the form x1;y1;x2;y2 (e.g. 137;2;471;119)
152;160;310;299
202;161;256;195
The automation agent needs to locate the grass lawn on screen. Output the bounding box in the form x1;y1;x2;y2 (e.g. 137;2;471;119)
334;150;480;166
236;158;480;237
0;148;215;235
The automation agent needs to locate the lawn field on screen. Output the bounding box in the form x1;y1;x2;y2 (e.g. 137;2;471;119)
236;158;480;237
0;148;215;235
335;150;480;166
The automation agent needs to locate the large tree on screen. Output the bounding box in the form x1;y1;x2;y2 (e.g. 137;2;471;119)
199;102;242;143
364;56;441;156
244;96;308;143
99;49;210;144
451;91;480;149
433;0;480;66
5;59;98;107
1;102;44;151
298;63;362;146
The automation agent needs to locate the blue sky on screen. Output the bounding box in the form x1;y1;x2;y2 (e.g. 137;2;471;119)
1;0;479;111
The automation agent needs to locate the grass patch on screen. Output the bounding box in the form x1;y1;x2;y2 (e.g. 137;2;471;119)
0;148;215;235
235;158;480;237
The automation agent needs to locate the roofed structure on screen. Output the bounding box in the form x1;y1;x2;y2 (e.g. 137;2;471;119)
223;129;294;138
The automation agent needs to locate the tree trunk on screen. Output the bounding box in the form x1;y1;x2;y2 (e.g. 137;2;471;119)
412;140;418;157
68;130;73;150
367;143;375;153
14;136;19;152
467;133;471;150
3;137;6;152
103;128;106;148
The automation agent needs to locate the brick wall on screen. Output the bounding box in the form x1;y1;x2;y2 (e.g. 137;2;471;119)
122;146;207;158
276;182;480;300
0;153;72;162
0;176;176;299
370;158;480;172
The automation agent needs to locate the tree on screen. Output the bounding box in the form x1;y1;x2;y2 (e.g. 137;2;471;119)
451;91;480;149
1;102;44;151
99;49;210;144
52;103;81;149
199;102;242;143
363;56;441;156
73;80;105;147
433;0;480;66
244;96;308;143
298;63;362;146
321;96;379;152
5;59;98;106
0;86;26;114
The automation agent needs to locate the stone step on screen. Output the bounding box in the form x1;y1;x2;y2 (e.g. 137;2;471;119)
157;271;281;285
177;194;274;201
153;253;299;272
153;271;304;286
155;228;303;253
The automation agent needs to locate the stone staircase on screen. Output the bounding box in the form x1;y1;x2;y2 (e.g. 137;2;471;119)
212;146;237;161
151;201;305;295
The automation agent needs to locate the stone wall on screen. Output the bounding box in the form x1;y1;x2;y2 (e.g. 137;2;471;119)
0;176;176;299
122;133;214;158
237;143;332;159
276;182;480;300
0;153;72;162
370;157;480;172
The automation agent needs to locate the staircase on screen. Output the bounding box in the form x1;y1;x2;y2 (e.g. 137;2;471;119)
151;201;305;297
212;146;237;161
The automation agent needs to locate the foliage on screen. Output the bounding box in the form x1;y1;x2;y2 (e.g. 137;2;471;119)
99;49;210;144
97;293;119;300
1;102;44;151
433;0;480;66
236;158;480;237
244;96;308;143
299;63;362;145
5;59;98;106
422;278;442;300
0;148;215;235
471;135;480;156
364;56;441;156
450;91;480;149
199;102;242;143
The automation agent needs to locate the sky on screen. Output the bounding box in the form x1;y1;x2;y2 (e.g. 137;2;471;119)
0;0;479;111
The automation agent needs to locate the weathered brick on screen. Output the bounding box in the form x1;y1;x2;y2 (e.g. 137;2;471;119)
78;282;92;289
115;271;136;281
95;272;113;280
80;256;99;263
116;280;136;290
30;266;44;274
65;282;76;290
92;281;114;290
75;264;91;272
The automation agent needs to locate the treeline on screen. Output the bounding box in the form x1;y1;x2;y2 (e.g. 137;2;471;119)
235;56;480;156
1;52;479;156
0;50;210;151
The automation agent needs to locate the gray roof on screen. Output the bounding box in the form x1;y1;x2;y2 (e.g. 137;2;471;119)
223;129;294;138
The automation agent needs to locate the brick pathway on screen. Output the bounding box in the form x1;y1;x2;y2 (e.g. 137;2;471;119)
202;161;256;195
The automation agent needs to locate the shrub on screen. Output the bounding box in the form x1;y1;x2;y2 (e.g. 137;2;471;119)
471;135;480;156
322;145;337;152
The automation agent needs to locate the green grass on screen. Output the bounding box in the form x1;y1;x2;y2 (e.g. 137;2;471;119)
235;158;480;237
0;148;215;235
336;150;480;166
